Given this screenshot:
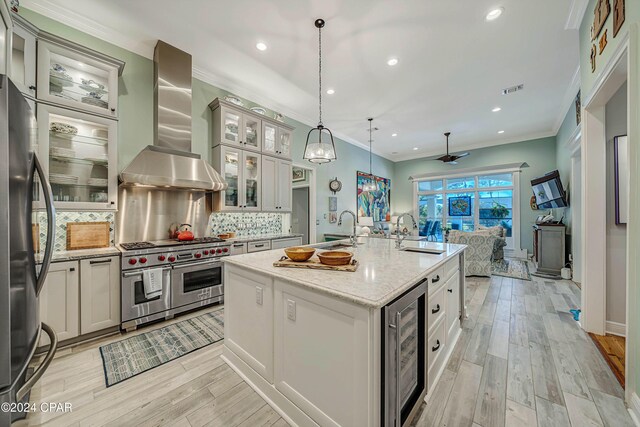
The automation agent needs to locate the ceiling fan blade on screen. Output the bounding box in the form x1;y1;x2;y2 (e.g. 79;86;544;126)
455;152;470;158
448;161;458;165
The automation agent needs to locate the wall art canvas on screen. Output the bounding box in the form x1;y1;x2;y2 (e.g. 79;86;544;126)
614;135;628;224
448;196;472;217
329;196;337;212
357;171;391;222
575;91;581;125
613;0;625;37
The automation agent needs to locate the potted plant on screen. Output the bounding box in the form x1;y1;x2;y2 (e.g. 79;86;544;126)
490;202;509;219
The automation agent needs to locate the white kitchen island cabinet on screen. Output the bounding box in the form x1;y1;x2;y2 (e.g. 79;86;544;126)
222;238;466;427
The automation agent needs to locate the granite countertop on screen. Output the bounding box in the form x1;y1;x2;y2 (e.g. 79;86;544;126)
227;233;304;243
36;246;121;264
223;237;466;308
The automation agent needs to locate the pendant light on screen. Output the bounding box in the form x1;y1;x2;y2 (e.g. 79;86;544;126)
362;118;377;192
303;18;337;164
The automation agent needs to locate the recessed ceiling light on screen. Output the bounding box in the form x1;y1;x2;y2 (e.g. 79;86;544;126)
392;133;398;137
326;88;335;95
498;130;505;134
413;147;419;151
492;107;502;112
387;58;399;66
485;7;504;21
256;42;267;51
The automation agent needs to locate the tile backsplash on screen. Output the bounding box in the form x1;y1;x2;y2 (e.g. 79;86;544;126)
208;212;290;237
36;211;115;252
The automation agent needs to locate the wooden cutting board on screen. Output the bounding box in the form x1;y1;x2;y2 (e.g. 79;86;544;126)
273;256;359;272
66;222;110;250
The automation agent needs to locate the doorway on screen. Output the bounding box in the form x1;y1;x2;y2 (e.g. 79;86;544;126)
292;187;310;245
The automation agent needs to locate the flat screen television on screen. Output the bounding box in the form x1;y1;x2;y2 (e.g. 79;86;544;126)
531;170;568;209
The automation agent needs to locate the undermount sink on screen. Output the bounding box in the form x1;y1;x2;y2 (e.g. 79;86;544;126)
400;246;446;255
399;241;447;255
318;242;356;250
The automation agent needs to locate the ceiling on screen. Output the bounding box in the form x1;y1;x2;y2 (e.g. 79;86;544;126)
23;0;580;161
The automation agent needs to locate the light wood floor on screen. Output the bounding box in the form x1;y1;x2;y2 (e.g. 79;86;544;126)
17;274;634;427
589;333;626;388
411;274;634;427
16;306;290;427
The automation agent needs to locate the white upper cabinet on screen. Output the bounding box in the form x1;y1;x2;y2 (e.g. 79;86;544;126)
37;36;124;118
262;156;291;212
38;103;118;210
9;15;37;98
210;98;294;160
212;145;262;212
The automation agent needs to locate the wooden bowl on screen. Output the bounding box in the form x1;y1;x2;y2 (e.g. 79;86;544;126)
317;250;353;266
284;247;316;262
218;233;231;239
227;232;236;238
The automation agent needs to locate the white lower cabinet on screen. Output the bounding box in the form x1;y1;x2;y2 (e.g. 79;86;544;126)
446;271;461;343
39;261;79;345
273;279;371;427
225;267;273;382
80;256;120;334
271;237;303;250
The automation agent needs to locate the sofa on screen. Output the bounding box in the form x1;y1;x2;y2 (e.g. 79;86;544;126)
447;231;498;277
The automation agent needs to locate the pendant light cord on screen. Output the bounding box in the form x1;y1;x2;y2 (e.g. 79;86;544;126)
318;24;323;126
369;119;373;176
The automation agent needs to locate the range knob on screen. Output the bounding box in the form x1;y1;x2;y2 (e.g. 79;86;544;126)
128;258;137;265
158;255;166;261
203;250;209;255
216;248;222;254
139;257;148;264
168;255;176;262
194;253;202;259
222;247;229;253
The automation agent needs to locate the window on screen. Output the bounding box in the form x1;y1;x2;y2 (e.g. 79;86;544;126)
416;171;518;248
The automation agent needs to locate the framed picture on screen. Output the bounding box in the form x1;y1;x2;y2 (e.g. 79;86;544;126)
356;171;391;222
292;167;306;182
448;196;472;217
575;91;581;125
328;212;337;224
614;135;628;224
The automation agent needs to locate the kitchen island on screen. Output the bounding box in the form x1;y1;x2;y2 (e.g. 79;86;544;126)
222;238;466;427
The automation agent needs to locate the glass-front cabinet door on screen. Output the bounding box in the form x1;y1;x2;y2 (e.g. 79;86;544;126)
262;121;277;155
242;113;261;152
10;19;37;97
37;41;120;117
278;127;292;158
37;104;117;210
242;152;261;211
220;107;241;146
220;146;241;210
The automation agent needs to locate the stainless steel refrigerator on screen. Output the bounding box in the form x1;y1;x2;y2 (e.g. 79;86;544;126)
0;75;58;425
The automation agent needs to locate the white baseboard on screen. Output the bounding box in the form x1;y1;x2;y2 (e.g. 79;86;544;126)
628;392;640;426
606;321;627;337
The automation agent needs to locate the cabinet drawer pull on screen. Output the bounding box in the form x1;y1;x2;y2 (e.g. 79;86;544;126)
90;259;113;265
111;108;116;113
431;304;441;314
254;244;265;248
432;275;440;284
233;244;244;247
69;267;75;272
447;288;453;293
432;339;441;352
29;85;36;90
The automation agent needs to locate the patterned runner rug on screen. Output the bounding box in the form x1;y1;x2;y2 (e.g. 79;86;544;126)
100;310;224;387
492;259;531;281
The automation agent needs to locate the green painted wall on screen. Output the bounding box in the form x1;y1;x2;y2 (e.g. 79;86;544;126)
580;0;640;96
393;137;558;253
18;7;394;243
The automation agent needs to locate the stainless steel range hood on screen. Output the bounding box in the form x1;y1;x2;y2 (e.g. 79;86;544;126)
119;41;227;191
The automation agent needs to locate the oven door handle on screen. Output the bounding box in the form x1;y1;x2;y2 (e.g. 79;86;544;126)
172;259;223;270
122;267;171;278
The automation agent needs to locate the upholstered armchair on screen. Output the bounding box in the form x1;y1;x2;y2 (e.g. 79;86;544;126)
447;231;498;277
477;225;507;261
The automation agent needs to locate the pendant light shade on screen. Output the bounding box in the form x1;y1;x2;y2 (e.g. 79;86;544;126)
361;118;377;192
303;18;337;164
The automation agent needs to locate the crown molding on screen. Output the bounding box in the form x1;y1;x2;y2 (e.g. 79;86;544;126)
565;0;589;30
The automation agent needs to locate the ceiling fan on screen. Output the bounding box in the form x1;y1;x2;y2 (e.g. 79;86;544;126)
434;132;469;164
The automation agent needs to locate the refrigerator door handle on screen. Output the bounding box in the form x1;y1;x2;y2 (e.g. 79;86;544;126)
31;152;56;297
16;322;58;401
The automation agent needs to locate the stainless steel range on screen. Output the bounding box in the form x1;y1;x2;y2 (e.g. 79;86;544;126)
119;237;230;331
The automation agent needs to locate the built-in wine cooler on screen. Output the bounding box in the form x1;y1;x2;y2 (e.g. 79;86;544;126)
383;278;427;427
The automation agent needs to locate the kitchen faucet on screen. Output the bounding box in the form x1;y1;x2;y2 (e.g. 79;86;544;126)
338;210;358;248
395;213;417;249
